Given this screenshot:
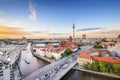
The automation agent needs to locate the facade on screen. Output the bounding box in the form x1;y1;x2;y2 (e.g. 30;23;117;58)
82;34;86;39
33;41;78;60
117;34;120;44
77;49;120;65
77;52;93;65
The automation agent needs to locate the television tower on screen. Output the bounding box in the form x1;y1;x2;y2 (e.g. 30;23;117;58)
72;19;75;42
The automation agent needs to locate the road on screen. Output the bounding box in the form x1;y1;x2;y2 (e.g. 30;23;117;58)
23;45;93;80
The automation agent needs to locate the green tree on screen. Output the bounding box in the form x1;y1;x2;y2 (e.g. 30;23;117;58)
112;63;120;76
87;64;92;70
64;48;73;56
92;61;100;71
94;44;103;48
98;61;106;72
49;55;55;59
82;61;120;76
82;64;87;69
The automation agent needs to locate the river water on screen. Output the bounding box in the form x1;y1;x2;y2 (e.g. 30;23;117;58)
61;69;118;80
18;45;49;78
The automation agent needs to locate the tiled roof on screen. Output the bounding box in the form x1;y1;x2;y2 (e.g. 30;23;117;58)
51;48;63;53
92;56;120;64
79;52;92;59
78;49;120;64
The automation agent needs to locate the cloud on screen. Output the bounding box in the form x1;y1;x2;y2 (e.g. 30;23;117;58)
96;30;120;34
0;25;31;38
29;0;36;22
48;32;69;35
32;31;69;35
6;27;24;29
33;31;50;34
0;11;5;15
76;27;103;32
0;19;6;24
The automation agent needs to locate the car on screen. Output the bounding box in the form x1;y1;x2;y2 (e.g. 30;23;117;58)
62;64;68;69
25;59;30;64
35;78;39;80
45;73;49;77
40;75;46;80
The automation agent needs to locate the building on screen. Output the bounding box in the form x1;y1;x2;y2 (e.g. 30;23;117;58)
77;51;93;65
34;46;64;60
77;49;120;65
117;34;120;44
33;41;78;60
0;50;13;80
69;36;73;42
82;34;86;39
0;41;6;47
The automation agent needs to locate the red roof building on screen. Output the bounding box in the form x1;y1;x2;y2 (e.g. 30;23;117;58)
92;56;120;64
77;49;120;65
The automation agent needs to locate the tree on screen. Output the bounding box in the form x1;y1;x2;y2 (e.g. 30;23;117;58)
64;48;73;56
82;60;120;76
94;44;103;48
49;55;55;59
92;61;100;71
33;49;36;52
112;63;120;76
98;61;106;72
87;64;92;70
82;64;87;69
105;62;113;73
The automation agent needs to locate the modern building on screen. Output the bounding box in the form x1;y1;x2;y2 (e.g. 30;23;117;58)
0;51;13;80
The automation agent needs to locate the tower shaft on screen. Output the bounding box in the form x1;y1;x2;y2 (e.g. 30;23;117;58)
72;21;75;42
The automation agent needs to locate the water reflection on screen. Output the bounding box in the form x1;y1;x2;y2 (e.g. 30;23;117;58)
61;70;117;80
18;49;48;78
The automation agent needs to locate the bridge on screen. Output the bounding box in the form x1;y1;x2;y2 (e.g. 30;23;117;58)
23;45;92;80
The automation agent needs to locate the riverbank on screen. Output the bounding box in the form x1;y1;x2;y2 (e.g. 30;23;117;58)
33;52;54;63
31;47;55;63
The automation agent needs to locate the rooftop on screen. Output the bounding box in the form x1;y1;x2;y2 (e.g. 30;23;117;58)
78;49;120;64
92;56;120;64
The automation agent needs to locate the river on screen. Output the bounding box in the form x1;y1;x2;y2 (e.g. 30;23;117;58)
61;69;118;80
18;44;49;78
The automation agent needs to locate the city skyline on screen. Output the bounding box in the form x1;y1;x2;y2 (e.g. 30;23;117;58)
0;0;120;38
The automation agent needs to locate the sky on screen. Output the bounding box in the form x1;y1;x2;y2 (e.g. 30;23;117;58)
0;0;120;38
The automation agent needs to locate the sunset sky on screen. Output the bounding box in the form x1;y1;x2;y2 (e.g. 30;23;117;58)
0;0;120;38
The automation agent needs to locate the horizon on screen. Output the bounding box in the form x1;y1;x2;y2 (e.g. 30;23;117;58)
0;0;120;38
